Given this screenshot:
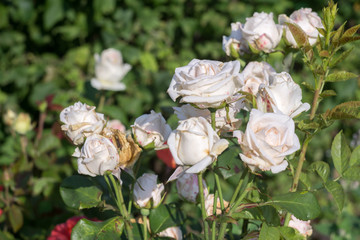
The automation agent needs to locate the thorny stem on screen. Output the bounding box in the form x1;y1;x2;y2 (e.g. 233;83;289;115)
198;172;210;240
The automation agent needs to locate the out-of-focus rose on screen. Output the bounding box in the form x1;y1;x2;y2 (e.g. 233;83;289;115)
48;216;85;240
60;102;105;145
107;119;126;133
168;117;229;173
133;173;164;208
13;113;33;135
205;194;229;216
257;72;310;118
279;8;323;47
73;134;119;177
288;215;313;237
222;22;249;57
131;111;172;149
173;100;244;133
107;129;142;168
156;148;176;169
234;109;300;173
167;59;243;109
241;61;276;95
176;173;208;203
3;109;16;126
158;226;183;240
240;12;283;53
91;48;131;91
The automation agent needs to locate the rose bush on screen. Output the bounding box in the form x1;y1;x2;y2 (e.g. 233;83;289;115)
91;48;131;91
168;117;229;173
60;102;106;145
167;59;243;108
234;109;300;173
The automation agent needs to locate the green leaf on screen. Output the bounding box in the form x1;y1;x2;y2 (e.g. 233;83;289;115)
326;71;358;82
140;52;158;72
329;47;353;68
8;205;23;233
277;226;304;240
324;180;344;211
217;140;243;179
261;205;280;227
271;192;321;220
43;0;64;30
259;223;280;240
301;82;314;92
343;166;360;181
350;145;360;166
331;131;351;175
339;36;360;45
326;101;360;119
71;217;124;240
149;204;183;233
285;22;308;47
60;175;103;209
320;90;336;98
310;161;330;182
332;22;346;44
342;24;360;37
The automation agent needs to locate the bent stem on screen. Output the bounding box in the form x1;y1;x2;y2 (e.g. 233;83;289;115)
198;171;210;240
106;173;134;240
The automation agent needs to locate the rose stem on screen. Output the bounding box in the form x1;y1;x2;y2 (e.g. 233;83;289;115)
107;173;135;240
228;170;248;208
198;171;210;240
143;215;148;240
98;91;105;112
211;191;219;240
128;160;142;213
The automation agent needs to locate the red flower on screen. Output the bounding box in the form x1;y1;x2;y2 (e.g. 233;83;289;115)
47;216;85;240
156;148;176;169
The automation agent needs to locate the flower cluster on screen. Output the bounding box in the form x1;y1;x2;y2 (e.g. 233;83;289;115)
223;8;323;56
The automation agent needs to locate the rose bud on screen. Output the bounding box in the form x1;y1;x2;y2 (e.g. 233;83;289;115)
133;173;164;209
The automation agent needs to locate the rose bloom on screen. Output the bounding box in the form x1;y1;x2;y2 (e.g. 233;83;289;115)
133;173;164;208
131;110;172;149
205;194;229;216
279;8;323;47
167;59;243;109
158;226;183;240
240;12;283;53
240;61;276;95
60;102;105;145
288;215;313;237
168;117;229;173
234;109;300;173
176;173;208;203
91;48;131;91
222;22;249;56
13;112;33;135
256;72;310;118
48;216;85;240
173;100;244;134
73;134;120;177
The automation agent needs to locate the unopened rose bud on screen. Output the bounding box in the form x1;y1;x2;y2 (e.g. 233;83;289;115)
3;109;16;126
176;173;208;203
133;173;164;209
13;113;33;135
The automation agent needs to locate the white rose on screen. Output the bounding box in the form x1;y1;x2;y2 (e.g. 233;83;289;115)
288;215;313;237
240;12;283;53
279;8;323;47
176;173;208;203
174;100;244;133
167;59;243;109
241;61;276;95
168;117;229;173
91;48;131;91
131;110;172;149
73;134;119;177
257;72;310;118
133;173;164;208
234;109;300;173
60;102;106;145
158;227;183;240
222;22;249;56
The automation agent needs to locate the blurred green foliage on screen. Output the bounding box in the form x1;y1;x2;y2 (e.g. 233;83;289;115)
0;0;360;239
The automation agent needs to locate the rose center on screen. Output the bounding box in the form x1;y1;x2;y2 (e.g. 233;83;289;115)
264;127;281;146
